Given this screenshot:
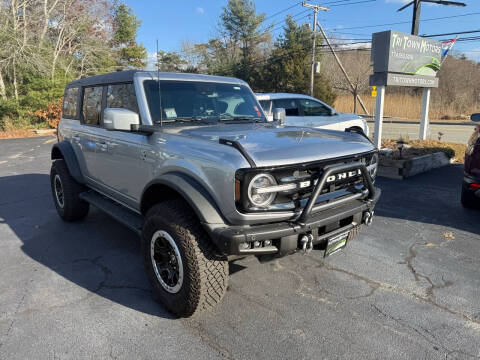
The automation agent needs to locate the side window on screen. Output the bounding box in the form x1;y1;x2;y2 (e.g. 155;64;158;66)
63;87;79;119
82;87;103;125
259;100;272;115
273;99;299;116
298;99;331;116
106;83;139;114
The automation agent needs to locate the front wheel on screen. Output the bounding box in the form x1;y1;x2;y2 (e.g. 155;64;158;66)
141;200;229;317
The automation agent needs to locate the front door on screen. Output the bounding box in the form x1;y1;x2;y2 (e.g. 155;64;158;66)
85;83;152;208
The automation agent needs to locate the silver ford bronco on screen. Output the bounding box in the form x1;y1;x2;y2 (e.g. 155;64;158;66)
50;70;380;316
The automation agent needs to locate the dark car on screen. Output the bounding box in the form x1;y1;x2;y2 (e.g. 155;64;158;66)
461;113;480;208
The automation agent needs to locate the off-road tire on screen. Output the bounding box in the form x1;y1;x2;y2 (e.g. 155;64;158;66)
141;200;229;317
461;187;477;209
50;160;89;221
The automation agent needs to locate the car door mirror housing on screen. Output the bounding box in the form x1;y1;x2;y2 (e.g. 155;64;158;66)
471;113;480;122
103;108;140;131
273;108;286;126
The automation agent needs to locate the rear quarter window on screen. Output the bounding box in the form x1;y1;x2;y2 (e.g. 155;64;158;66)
63;87;79;119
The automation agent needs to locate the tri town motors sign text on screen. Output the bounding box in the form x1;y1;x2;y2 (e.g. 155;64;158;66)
370;30;443;88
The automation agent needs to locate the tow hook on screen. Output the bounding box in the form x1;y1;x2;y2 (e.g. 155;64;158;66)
365;211;374;226
300;234;314;254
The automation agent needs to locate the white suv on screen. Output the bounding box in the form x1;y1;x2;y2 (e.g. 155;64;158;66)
256;93;369;136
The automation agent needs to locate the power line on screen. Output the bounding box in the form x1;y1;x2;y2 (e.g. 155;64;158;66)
322;0;362;4
422;29;480;38
329;0;376;7
264;1;302;21
261;9;310;33
336;11;480;31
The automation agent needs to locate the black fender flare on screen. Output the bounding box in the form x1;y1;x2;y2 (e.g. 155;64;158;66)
142;173;227;226
51;141;84;184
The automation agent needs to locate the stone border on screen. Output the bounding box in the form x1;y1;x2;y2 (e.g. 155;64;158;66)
378;152;452;179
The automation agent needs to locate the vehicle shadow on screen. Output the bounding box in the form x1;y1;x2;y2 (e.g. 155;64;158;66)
0;173;174;319
374;163;479;235
1;164;476;319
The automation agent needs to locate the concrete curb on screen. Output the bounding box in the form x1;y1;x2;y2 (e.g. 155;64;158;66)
34;129;57;136
378;152;452;179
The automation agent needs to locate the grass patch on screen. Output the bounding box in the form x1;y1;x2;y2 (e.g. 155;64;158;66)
334;94;475;121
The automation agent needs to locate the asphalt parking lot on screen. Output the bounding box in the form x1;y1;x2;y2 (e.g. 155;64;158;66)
1;136;479;360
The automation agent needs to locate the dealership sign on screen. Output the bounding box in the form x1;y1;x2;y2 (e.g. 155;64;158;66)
370;30;442;88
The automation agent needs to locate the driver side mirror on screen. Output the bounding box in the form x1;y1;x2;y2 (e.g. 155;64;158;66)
273;108;286;126
103;108;140;131
471;113;480;122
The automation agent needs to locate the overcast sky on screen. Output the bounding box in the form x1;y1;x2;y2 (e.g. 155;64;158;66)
124;0;480;62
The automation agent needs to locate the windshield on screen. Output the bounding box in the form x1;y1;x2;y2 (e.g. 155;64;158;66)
143;80;266;124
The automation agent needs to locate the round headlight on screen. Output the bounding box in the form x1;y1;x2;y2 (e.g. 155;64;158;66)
247;173;277;207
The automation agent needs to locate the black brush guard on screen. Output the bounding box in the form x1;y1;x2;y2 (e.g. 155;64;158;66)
295;161;375;226
210;161;379;255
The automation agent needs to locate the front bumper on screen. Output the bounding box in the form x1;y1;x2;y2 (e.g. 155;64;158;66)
210;187;380;256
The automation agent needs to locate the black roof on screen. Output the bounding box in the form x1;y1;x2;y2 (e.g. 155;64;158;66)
66;70;139;88
66;70;248;88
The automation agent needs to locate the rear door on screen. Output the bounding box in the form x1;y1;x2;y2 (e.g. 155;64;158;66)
298;98;338;130
272;98;304;126
61;86;88;173
79;85;104;181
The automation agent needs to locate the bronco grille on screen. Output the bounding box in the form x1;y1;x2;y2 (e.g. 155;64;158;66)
235;151;377;213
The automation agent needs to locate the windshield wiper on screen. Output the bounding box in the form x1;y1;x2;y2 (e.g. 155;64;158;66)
160;116;216;124
218;116;263;123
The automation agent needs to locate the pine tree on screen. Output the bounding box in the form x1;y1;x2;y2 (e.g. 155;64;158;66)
260;16;336;104
112;3;147;69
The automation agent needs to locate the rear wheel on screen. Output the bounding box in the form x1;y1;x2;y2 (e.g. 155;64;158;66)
141;200;228;317
50;160;89;221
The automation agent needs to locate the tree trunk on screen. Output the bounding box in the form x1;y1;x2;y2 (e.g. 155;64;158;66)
13;56;19;101
22;2;27;47
51;53;58;81
0;68;7;101
353;90;357;114
40;0;49;42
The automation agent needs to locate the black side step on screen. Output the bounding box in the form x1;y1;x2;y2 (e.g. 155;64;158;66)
79;191;144;236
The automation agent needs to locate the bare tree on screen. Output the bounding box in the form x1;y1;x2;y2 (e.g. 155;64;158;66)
322;49;372;113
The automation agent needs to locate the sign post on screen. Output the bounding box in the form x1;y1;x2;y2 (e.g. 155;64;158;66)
373;86;385;149
370;30;442;147
420;88;431;140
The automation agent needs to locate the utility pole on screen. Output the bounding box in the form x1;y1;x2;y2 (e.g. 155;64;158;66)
397;0;466;36
302;2;329;96
397;0;466;140
411;0;421;35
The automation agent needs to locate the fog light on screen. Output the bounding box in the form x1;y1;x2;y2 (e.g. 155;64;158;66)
253;240;261;248
264;240;272;246
240;242;250;250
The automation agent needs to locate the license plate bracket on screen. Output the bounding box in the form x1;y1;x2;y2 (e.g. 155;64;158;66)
324;231;349;257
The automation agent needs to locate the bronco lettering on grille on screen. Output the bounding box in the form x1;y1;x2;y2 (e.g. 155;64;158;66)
326;169;361;183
